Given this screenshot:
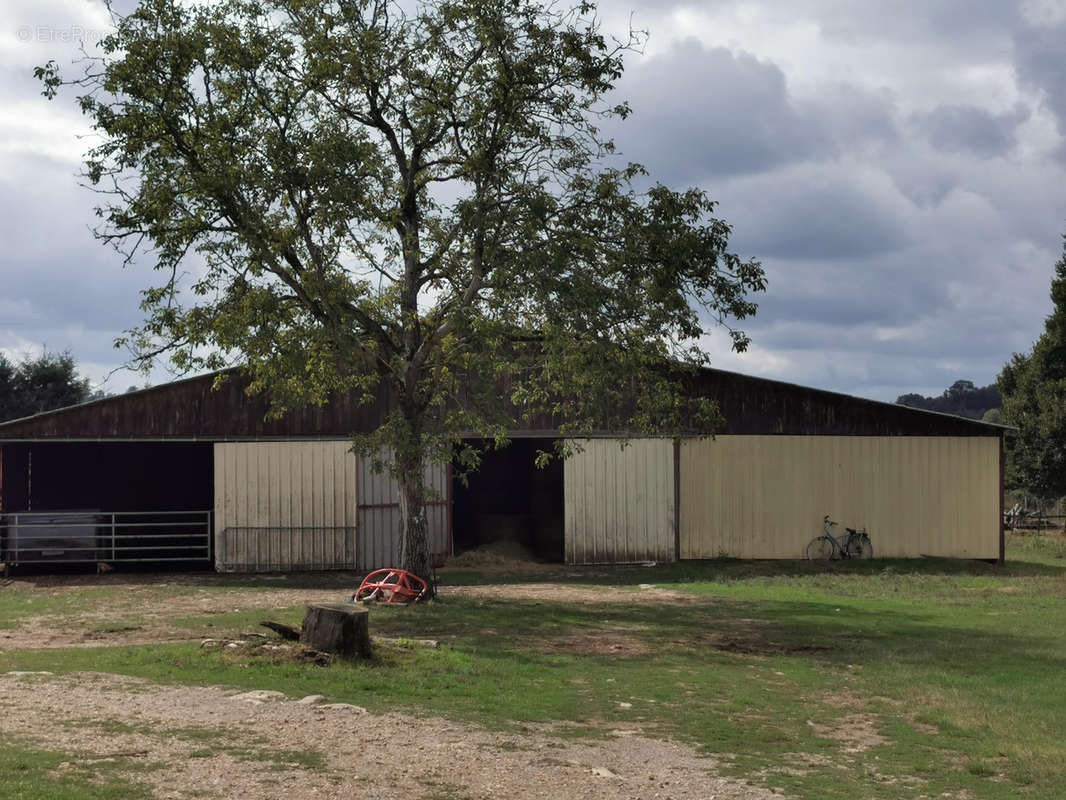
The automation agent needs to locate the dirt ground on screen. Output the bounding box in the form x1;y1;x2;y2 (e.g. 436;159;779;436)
0;574;785;799
0;671;785;800
0;574;691;651
0;577;357;650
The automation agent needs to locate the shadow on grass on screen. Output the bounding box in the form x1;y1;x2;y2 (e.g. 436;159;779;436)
439;555;1066;588
10;570;366;591
369;592;1066;682
10;536;1066;591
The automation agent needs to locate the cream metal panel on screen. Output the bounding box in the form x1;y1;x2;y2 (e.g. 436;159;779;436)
355;452;449;571
680;435;999;559
214;441;358;571
564;439;675;564
215;442;450;572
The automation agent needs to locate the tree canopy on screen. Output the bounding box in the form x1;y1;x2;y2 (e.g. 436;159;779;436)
895;380;1001;420
38;0;765;579
999;233;1066;500
0;351;92;422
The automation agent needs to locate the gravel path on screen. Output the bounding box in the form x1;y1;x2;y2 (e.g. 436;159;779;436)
0;671;781;800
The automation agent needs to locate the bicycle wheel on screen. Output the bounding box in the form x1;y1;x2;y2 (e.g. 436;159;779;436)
848;534;873;559
806;536;834;560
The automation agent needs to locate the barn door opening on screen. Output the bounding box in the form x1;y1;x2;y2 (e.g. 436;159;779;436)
451;439;564;563
1;441;214;572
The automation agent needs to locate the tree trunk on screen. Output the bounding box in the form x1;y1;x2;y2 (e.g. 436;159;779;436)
396;448;433;595
300;603;371;660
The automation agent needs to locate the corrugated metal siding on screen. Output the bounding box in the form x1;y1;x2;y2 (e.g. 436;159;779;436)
680;435;1000;559
214;441;358;571
355;453;449;570
564;439;675;564
214;442;449;572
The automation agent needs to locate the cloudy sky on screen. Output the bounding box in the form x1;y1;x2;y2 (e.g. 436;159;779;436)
2;0;1066;401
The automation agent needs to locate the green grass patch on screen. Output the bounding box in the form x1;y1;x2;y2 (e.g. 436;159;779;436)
3;538;1066;799
0;738;154;799
162;726;326;772
0;586;128;630
56;714;327;775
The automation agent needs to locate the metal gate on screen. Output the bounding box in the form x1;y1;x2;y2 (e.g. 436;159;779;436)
218;526;357;572
0;510;213;567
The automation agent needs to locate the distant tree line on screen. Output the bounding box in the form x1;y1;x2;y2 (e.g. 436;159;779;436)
895;380;1001;421
0;351;93;423
999;232;1066;502
896;229;1066;507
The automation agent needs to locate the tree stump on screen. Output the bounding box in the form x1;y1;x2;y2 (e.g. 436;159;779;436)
299;603;372;660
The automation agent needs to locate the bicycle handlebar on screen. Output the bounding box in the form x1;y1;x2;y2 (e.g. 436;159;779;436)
823;515;838;526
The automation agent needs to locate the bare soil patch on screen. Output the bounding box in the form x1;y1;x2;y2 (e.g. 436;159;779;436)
540;629;651;656
808;713;888;753
683;632;831;657
0;586;353;651
0;573;367;650
814;690;868;711
0;671;783;800
441;582;695;605
1;574;699;651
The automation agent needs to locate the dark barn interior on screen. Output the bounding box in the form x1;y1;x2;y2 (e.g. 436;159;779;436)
0;442;212;512
451;439;564;562
0;442;214;570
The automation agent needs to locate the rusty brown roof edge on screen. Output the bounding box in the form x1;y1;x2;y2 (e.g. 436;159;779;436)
698;366;1014;433
0;363;1013;436
0;367;238;430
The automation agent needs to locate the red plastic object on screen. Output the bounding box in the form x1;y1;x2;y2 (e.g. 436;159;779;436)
352;569;428;605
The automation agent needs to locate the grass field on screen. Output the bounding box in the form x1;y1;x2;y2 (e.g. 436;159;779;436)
2;533;1065;798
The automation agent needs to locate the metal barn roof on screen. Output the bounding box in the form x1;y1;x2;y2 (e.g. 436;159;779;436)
0;366;1003;441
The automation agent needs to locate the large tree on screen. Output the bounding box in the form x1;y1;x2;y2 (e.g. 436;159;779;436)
0;351;92;422
38;0;765;582
999;233;1066;500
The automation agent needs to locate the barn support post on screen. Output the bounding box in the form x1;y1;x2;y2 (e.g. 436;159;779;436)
999;433;1005;565
446;461;454;558
673;439;681;562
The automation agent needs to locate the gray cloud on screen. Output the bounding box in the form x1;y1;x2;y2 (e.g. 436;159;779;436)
722;164;912;261
610;40;829;182
813;0;1021;47
3;0;1066;405
800;84;901;154
1014;20;1066;141
911;103;1031;158
0;150;152;389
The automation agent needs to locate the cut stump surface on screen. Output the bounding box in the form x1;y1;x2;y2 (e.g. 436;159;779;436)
300;603;371;660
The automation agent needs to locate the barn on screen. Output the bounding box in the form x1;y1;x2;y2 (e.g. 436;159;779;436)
0;367;1006;573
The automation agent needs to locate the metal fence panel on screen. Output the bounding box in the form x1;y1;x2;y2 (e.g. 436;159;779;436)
218;526;356;571
1;510;212;566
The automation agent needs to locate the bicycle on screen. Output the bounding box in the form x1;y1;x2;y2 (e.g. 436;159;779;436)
806;515;873;560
